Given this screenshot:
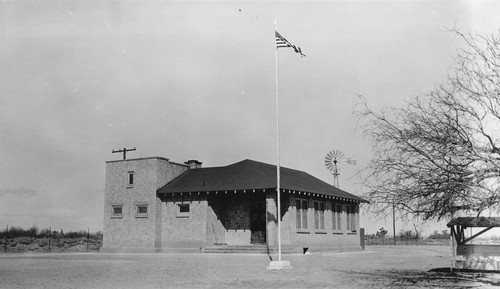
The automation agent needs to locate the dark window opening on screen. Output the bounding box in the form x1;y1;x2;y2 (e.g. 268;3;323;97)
314;201;325;230
177;203;190;218
112;206;122;215
137;205;147;214
296;199;308;230
333;203;342;231
179;204;189;213
128;171;134;186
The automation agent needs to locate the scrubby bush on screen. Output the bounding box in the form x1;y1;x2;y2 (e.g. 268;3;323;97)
7;226;25;238
91;231;103;240
64;230;87;239
376;227;388;238
1;226;103;240
428;230;451;240
0;226;103;253
26;226;39;238
399;230;421;240
17;237;33;245
38;238;48;247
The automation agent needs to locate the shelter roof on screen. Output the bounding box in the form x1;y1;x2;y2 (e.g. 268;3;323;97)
447;217;500;228
157;159;367;202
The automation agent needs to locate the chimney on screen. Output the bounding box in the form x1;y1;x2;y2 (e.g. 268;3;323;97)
185;159;202;169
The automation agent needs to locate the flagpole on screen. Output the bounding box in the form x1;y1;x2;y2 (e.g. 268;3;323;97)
268;20;293;270
274;20;282;263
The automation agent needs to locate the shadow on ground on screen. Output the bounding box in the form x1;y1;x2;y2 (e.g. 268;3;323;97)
326;268;500;288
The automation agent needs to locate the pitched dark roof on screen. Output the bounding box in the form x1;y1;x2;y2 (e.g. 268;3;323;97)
157;159;366;202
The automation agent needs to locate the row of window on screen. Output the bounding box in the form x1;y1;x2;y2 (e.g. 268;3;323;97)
112;204;148;218
296;199;357;232
111;203;190;218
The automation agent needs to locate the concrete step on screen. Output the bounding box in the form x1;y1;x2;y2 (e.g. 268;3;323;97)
203;245;303;254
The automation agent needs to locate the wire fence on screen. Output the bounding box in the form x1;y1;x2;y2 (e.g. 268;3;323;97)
1;225;103;253
365;236;451;246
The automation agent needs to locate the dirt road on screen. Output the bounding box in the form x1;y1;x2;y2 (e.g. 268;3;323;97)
1;246;499;288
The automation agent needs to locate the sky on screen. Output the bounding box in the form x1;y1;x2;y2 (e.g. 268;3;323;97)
1;0;500;236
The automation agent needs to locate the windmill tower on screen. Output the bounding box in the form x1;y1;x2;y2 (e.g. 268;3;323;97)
324;150;356;188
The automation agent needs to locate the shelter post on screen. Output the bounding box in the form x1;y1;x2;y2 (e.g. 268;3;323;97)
450;227;455;273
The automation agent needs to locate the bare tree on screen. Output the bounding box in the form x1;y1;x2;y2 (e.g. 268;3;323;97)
357;30;500;221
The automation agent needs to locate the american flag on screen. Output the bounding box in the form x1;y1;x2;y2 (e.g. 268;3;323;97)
275;30;305;57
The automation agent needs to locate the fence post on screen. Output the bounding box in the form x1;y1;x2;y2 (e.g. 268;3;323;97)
4;225;7;253
87;228;89;252
48;226;51;253
360;228;365;250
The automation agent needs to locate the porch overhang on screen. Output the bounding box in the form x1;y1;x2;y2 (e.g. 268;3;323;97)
157;187;366;203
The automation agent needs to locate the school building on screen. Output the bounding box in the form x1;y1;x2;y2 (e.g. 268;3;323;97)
101;156;367;253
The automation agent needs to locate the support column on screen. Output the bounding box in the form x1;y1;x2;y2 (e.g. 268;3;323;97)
266;190;292;270
154;196;162;250
266;191;277;248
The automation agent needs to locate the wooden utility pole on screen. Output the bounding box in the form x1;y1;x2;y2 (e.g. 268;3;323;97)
393;200;396;245
112;147;136;160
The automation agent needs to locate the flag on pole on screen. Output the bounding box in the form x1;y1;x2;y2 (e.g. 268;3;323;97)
275;30;305;57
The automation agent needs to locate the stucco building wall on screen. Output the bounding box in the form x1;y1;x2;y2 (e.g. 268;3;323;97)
102;157;188;252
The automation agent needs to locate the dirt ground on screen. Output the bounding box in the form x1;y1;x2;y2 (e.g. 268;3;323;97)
1;245;499;289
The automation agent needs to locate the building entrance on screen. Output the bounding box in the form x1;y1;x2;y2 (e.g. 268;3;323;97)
250;202;266;244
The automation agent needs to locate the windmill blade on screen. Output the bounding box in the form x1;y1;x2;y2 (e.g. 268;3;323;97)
325;150;355;172
324;152;335;171
325;150;345;172
324;149;356;188
332;150;344;161
325;159;335;171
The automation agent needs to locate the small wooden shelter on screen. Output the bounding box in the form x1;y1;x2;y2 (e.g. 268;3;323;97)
447;217;500;271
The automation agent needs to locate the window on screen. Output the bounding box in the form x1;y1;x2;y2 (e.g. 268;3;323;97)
346;205;351;231
296;199;308;229
332;203;342;231
177;203;190;218
179;204;189;213
314;201;325;230
113;206;123;215
136;204;148;218
320;202;325;229
295;200;301;229
112;205;123;218
137;206;147;214
127;171;134;187
346;205;356;232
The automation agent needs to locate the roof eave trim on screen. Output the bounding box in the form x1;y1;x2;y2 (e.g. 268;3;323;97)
157;188;369;203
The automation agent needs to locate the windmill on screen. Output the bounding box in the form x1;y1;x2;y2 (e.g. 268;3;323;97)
324;150;356;188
